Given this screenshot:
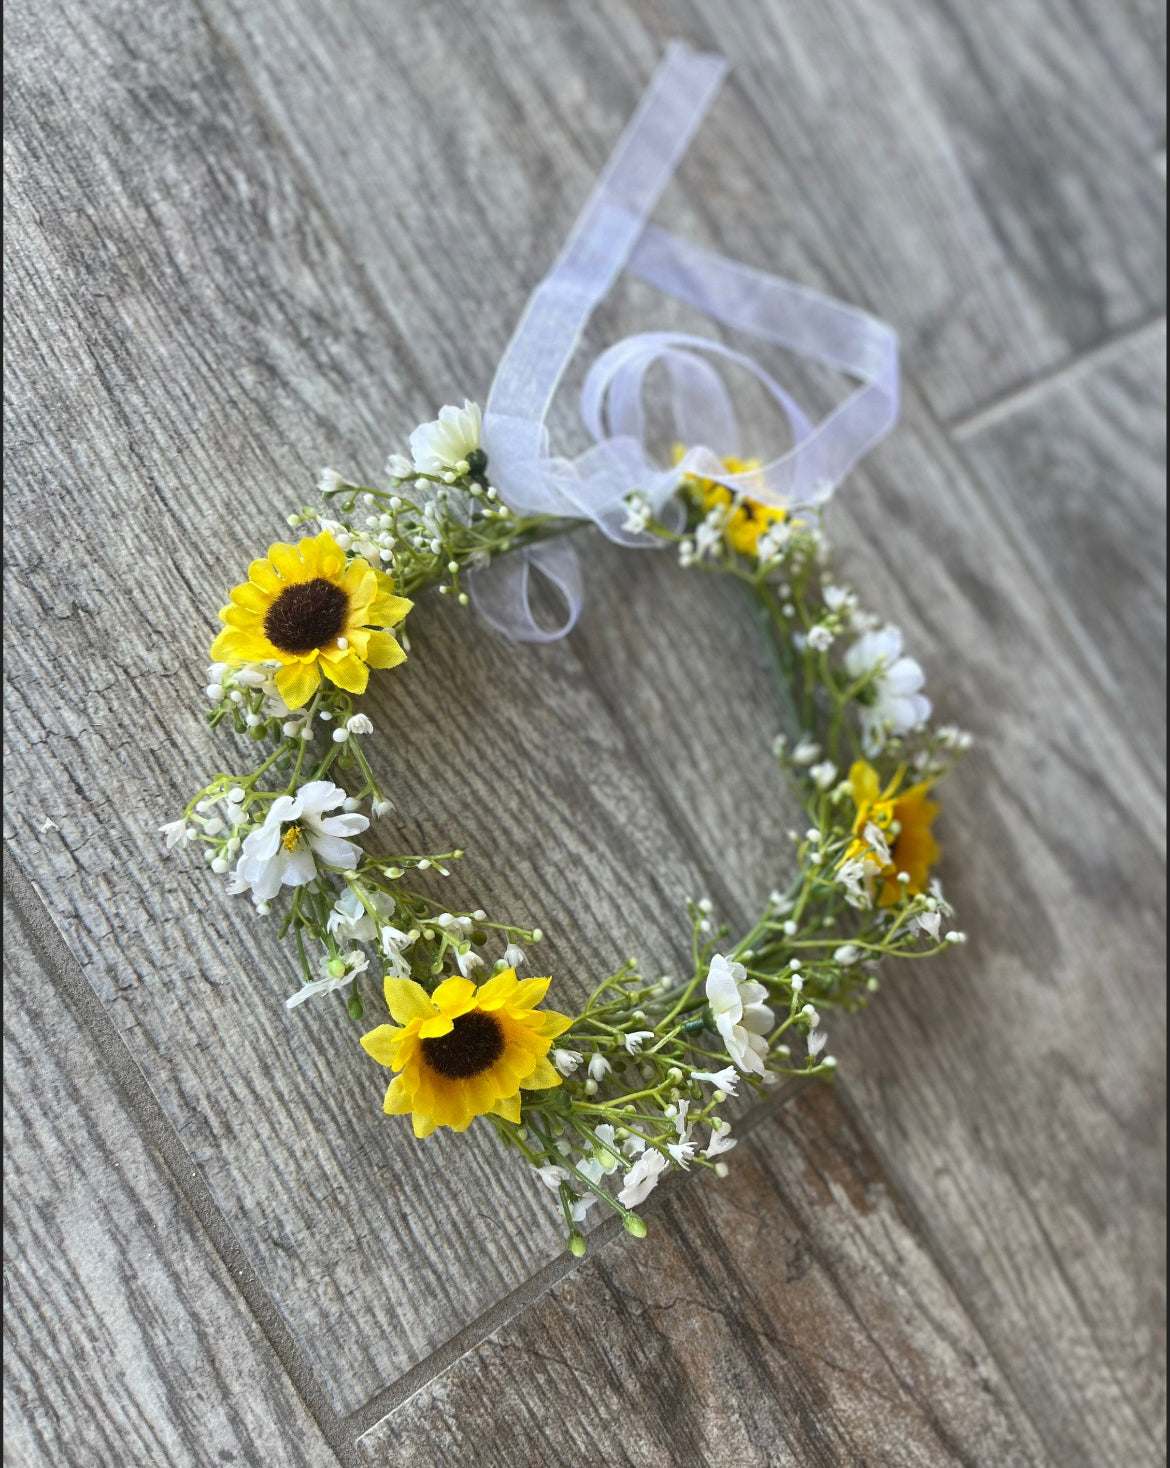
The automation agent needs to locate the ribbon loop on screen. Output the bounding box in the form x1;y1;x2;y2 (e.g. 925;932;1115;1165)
472;42;900;642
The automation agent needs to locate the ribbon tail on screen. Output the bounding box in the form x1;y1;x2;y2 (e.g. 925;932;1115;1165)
467;541;585;643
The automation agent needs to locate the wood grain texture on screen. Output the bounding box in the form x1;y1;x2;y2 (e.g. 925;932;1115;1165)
202;0;1165;427
690;0;1166;421
2;0;766;1414
2;890;338;1468
358;1085;1050;1467
956;321;1167;778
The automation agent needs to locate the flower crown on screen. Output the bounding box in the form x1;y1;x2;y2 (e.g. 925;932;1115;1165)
161;47;969;1253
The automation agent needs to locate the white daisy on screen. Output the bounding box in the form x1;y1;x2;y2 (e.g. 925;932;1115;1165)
705;954;775;1076
232;781;367;906
842;625;931;755
408;400;482;475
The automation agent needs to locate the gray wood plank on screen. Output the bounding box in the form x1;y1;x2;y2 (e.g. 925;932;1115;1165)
2;0;762;1414
357;1085;1050;1467
690;0;1166;421
2;889;338;1468
202;0;1164;427
956;321;1166;776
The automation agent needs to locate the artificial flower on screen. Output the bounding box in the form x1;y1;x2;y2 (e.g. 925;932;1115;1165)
675;446;787;557
159;818;194;849
587;1053;612;1083
841;760;941;906
359;968;572;1137
286;951;369;1010
553;1048;583;1075
705;954;775;1075
617;1147;670;1207
231;781;367;904
842;625;931;755
592;1124;621;1173
210;531;412;709
327;885;395;944
409;400;482;475
703;1123;737;1159
691;1066;739;1095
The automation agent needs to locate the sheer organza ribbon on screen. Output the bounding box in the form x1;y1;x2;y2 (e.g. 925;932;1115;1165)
472;42;899;642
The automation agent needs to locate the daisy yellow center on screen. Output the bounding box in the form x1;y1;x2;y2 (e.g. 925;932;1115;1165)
263;577;348;655
421;1010;505;1080
281;823;306;852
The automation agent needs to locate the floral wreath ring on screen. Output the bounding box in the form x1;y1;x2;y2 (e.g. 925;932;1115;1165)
163;46;970;1254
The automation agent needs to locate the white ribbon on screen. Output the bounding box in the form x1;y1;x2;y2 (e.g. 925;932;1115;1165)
473;42;899;642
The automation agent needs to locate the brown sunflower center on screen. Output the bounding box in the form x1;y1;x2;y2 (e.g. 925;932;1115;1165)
263;578;348;655
421;1010;505;1080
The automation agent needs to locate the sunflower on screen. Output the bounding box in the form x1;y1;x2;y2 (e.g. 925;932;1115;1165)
674;446;787;556
842;759;941;906
360;969;573;1137
210;531;412;709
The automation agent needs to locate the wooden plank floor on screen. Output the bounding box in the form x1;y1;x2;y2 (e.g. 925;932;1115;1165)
4;0;1164;1463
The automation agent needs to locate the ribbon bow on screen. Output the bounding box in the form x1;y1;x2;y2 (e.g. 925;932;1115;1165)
472;43;899;642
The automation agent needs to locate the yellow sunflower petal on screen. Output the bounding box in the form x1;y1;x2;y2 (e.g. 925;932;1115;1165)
228;583;271;615
383;977;436;1026
363;631;407;671
274;660;321;709
509;977;552;1010
417;1013;455;1039
248;558;283;594
519;1056;562;1091
474;970;518;1011
268;541;310;583
342;559;378;606
210;627;274;663
304;532;345;579
382;1075;414;1114
431;976;478;1015
366;593;414;629
849;761;880;807
522;1010;574;1041
320;651;370;695
490;1093;522;1123
412;1112;439;1139
360;1024;404;1067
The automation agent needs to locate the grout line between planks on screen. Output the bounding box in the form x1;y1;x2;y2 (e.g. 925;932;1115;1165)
4;839;812;1460
339;1075;812;1448
3;846;357;1468
949;314;1167;440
